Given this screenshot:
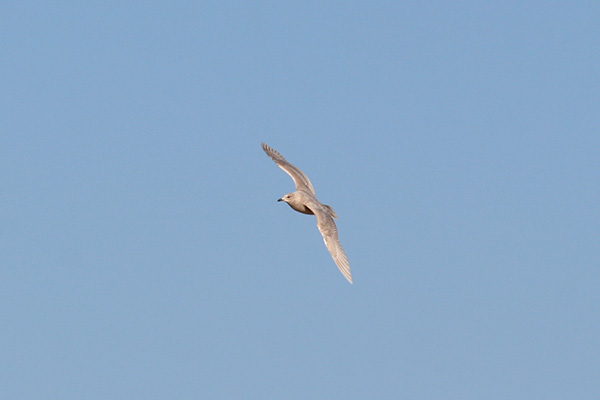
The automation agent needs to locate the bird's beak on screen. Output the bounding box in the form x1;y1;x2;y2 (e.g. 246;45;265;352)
277;198;283;202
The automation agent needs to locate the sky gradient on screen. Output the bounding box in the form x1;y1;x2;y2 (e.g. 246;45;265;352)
2;2;599;399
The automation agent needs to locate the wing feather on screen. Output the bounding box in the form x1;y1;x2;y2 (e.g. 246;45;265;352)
261;143;315;195
311;204;353;284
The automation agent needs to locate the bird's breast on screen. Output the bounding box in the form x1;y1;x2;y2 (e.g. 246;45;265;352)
288;203;314;215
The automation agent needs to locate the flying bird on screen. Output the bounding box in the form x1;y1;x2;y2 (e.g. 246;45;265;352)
261;142;352;284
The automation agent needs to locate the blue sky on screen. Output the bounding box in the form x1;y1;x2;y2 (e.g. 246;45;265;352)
2;2;599;399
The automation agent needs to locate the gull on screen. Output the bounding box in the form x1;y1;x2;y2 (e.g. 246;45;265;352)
261;142;352;284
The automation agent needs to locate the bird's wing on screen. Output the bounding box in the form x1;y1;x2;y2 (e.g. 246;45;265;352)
310;203;352;284
262;143;315;195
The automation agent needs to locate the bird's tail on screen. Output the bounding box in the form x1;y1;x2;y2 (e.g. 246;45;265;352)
322;204;338;219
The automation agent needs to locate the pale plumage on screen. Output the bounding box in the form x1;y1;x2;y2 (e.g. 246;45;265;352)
261;142;352;284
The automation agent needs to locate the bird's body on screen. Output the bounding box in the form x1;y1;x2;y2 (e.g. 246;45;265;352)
279;191;315;215
261;143;352;284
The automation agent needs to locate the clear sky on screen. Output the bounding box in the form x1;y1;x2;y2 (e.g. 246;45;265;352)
2;2;599;399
